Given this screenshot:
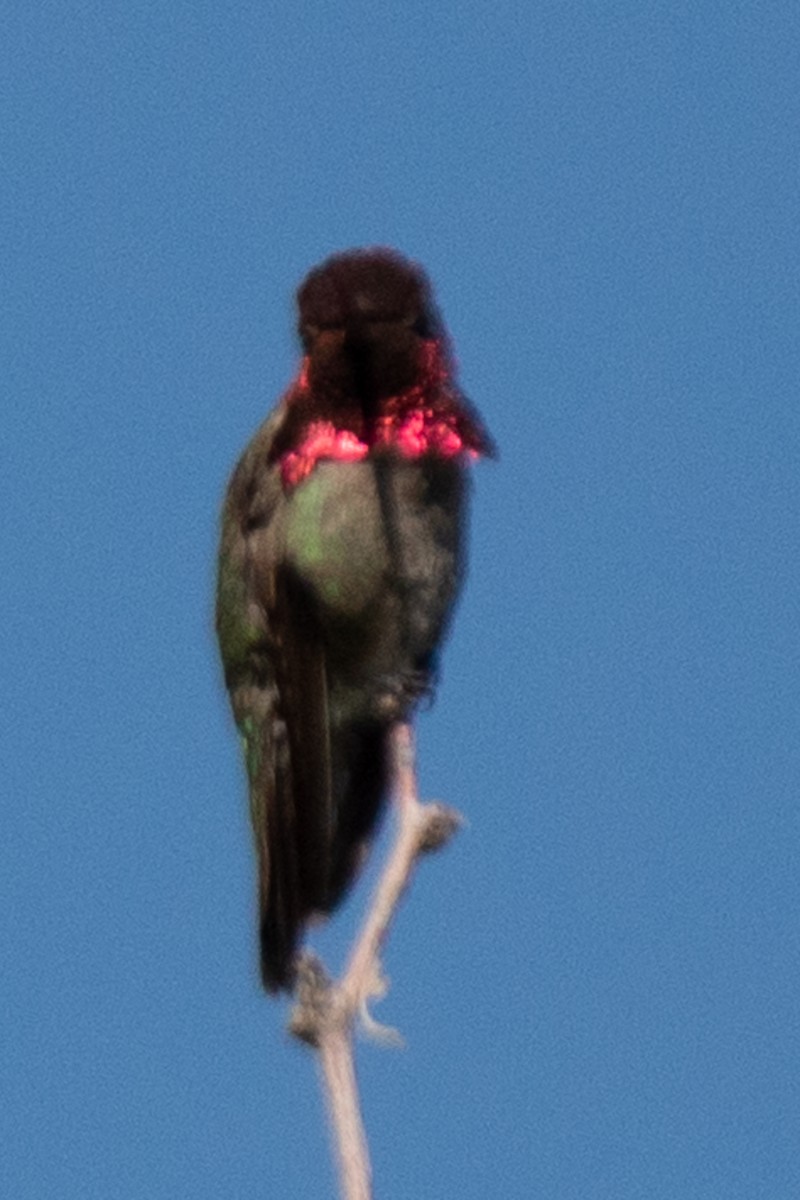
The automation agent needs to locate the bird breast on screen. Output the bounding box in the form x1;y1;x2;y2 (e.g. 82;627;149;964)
283;456;467;647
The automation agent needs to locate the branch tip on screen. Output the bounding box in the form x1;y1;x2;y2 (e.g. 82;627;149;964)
417;803;463;853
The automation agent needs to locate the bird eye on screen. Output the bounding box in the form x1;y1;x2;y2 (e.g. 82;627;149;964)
400;310;432;336
300;321;345;350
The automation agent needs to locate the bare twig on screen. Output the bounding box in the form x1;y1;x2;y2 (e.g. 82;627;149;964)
288;722;462;1200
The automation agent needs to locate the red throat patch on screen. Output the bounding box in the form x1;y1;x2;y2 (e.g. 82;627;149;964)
279;340;484;489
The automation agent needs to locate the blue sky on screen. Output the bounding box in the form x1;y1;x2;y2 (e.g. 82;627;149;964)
4;3;799;1197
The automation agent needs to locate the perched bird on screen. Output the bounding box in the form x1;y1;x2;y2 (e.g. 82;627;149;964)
216;248;493;991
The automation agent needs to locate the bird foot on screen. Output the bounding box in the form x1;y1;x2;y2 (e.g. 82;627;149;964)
373;670;434;720
289;951;402;1047
288;952;334;1047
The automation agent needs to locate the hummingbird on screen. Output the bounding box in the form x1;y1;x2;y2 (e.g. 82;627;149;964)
216;248;494;991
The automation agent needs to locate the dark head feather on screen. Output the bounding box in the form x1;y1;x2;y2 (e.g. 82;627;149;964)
297;248;441;345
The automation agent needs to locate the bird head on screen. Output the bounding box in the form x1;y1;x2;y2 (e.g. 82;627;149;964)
296;248;444;405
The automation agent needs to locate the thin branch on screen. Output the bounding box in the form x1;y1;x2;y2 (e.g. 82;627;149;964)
288;721;462;1200
318;1022;372;1200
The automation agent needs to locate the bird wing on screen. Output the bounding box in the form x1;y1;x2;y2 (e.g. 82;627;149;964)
216;407;334;990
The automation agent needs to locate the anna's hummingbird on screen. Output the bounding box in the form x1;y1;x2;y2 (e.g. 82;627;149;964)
216;248;493;991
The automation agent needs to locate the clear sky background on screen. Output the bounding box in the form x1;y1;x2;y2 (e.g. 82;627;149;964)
3;4;799;1197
